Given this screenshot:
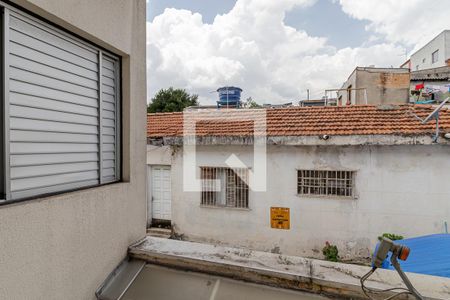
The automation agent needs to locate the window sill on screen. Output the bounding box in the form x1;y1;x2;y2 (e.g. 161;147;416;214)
296;194;357;200
200;205;251;211
0;180;124;208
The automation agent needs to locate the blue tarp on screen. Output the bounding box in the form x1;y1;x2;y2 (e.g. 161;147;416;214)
415;100;436;104
379;234;450;278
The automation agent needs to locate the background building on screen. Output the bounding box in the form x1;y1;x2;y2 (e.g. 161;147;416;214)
338;67;410;105
410;66;450;103
410;30;450;71
299;97;337;107
0;1;147;299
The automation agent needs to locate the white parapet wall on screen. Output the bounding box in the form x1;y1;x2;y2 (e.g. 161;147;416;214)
130;237;450;300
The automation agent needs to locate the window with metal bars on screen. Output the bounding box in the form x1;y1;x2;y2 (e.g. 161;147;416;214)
200;167;249;208
297;170;355;198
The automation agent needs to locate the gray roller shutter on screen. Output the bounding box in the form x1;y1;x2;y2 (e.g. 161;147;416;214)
5;10;120;200
100;54;120;183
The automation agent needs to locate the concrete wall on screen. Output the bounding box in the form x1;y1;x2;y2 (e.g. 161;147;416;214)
147;145;172;166
166;144;450;260
411;30;450;71
0;1;147;299
339;68;410;105
338;69;357;105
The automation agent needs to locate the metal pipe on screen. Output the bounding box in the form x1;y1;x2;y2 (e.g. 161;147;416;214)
390;255;424;300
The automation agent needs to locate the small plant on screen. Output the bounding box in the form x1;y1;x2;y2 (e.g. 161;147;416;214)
378;233;404;241
322;241;339;262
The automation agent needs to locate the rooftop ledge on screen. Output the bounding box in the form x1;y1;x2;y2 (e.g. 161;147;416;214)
129;236;450;300
148;134;450;146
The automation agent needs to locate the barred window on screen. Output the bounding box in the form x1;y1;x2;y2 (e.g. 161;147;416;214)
201;167;249;208
297;170;354;198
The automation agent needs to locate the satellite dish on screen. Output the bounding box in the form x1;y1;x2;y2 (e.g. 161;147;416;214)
422;97;449;124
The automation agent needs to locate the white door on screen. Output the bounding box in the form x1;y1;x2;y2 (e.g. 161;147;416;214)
151;166;172;220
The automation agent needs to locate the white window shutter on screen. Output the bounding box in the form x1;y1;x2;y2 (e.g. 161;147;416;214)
5;10;120;200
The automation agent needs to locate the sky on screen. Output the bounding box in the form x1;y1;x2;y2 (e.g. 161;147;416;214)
146;0;450;105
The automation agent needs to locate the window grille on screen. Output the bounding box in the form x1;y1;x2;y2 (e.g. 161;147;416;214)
200;167;249;208
297;170;354;198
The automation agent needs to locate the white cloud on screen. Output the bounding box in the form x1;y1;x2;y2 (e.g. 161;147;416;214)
147;0;405;104
339;0;449;53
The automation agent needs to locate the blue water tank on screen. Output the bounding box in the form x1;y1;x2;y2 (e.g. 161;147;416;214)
217;86;242;107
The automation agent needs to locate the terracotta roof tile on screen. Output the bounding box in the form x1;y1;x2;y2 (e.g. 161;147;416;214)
147;105;450;138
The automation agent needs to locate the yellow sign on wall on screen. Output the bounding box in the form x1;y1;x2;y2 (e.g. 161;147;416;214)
270;207;290;230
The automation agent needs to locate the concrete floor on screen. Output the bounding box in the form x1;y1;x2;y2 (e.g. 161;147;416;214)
122;264;331;300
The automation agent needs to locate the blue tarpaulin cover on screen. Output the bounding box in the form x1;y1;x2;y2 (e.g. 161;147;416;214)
380;234;450;278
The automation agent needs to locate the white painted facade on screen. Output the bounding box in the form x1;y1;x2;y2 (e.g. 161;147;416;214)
147;142;450;259
410;30;450;71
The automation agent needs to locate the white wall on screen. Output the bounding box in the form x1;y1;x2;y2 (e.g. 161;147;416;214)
447;31;450;63
147;145;172;165
0;1;147;299
169;144;450;259
411;30;450;71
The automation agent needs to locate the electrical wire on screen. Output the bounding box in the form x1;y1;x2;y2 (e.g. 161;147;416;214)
360;267;413;300
383;291;414;300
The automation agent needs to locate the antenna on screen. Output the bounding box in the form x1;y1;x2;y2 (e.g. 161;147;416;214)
412;97;449;142
422;97;449;123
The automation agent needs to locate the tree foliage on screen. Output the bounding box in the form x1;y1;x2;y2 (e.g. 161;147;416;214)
243;97;262;108
147;87;199;113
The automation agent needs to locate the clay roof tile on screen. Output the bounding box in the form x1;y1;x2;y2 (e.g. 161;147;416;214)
147;104;450;138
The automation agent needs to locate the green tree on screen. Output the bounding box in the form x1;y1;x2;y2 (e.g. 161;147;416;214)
147;88;199;113
243;97;262;108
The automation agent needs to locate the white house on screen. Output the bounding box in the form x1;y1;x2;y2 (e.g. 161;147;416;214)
147;105;450;260
410;30;450;71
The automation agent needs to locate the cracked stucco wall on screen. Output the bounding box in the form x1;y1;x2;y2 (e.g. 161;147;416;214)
158;144;450;260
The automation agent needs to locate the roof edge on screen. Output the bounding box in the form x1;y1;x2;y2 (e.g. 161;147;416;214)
148;134;449;147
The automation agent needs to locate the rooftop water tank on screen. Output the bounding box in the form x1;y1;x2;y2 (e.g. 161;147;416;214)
217;86;242;108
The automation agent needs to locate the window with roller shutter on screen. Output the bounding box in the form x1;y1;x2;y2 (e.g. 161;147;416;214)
0;6;121;201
